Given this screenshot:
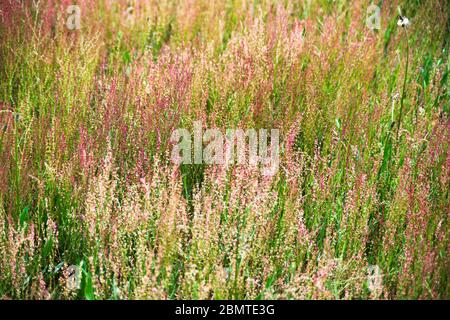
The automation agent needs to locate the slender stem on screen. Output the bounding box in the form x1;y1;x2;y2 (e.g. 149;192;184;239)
396;27;409;141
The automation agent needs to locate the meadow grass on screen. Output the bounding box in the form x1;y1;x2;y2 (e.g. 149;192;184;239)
0;0;448;299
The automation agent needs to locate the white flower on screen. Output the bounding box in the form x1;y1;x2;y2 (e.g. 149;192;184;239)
397;16;410;27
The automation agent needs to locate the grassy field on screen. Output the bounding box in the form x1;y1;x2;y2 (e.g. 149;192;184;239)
0;0;448;299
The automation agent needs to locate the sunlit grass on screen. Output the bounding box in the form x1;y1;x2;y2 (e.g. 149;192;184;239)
0;0;448;299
